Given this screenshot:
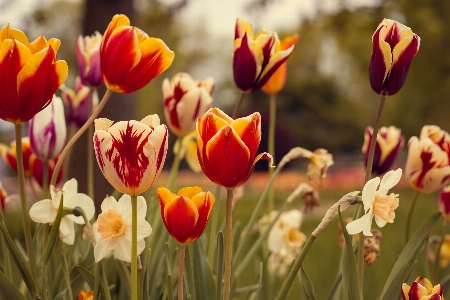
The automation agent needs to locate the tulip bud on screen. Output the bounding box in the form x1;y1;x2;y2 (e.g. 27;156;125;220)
438;186;450;220
61;77;96;128
362;126;404;175
76;32;103;87
369;19;420;96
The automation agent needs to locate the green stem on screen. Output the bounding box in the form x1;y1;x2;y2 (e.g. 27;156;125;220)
223;188;234;300
0;233;12;281
87;88;97;200
268;93;276;214
131;195;138;300
207;184;221;265
232;92;246;119
178;245;186;300
166;137;183;191
15;124;38;282
42;160;49;199
50;89;113;187
406;190;421;242
432;220;448;282
63;126;77;182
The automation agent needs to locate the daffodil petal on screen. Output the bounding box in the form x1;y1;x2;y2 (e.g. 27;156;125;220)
29;199;56;223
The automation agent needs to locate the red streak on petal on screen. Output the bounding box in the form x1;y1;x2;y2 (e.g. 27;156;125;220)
192;94;201;121
415;151;435;189
164;83;186;130
94;135;105;172
383;23;402;50
154;126;168;180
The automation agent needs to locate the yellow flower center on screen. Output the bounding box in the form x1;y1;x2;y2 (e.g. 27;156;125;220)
97;210;126;240
372;193;399;223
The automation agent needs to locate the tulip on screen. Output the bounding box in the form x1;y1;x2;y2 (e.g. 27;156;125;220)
174;131;202;173
196;107;272;189
93;115;168;196
439;235;450;268
369;19;420;96
0;182;9;212
405;126;450;193
362;126;404;175
233;18;296;93
438;186;450;220
78;290;93;300
0;137;34;177
262;34;299;94
401;277;443;300
29;95;66;161
29;154;63;187
76;32;103;87
61;77;95;128
0;24;68;123
157;186;215;245
101;14;175;93
163;73;214;137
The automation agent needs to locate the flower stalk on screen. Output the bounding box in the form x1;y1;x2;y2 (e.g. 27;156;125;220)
223;188;234;300
167;137;183;191
131;195;138;300
432;220;448;282
268;93;276;213
178;245;186;300
232;92;246;119
406;190;421;242
87;88;97;200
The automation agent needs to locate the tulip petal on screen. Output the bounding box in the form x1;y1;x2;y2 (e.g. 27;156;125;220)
197;110;230;144
157;187;177;207
230;112;261;160
101;14;130;52
164;196;199;244
177;186;202;199
190;191;215;241
369;26;393;95
233;33;263;92
235;18;254;40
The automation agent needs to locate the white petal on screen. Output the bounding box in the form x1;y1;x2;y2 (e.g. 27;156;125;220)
118;194;132;219
136;219;152;240
59;217;75;245
374;215;388;228
65;193;95;224
29;200;56;224
101;195;120;213
136;196;147;219
378;168;402;195
94;238;117;263
113;238;132;262
267;227;284;253
62;178;78;196
346;213;373;236
362;177;380;211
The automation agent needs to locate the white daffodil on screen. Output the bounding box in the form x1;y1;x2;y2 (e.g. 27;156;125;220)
29;179;95;245
346;168;402;236
93;194;152;263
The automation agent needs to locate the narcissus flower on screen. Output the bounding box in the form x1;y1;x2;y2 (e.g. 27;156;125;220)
0;137;34;177
78;290;93;300
304;148;334;186
438;186;450;220
0;24;68;123
196;107;272;189
76;32;103;87
93;194;152;262
405;126;450;194
233;18;296;93
157;186;215;245
100;14;175;93
29;179;95;245
163;73;214;137
369;19;420;96
362;126;404;175
346;168;401;236
61;77;95;128
93;115;168;196
401;277;443;300
29;95;66;161
262;34;299;94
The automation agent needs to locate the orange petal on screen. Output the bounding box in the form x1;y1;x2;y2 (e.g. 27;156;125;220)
0;24;30;47
198;110;230;144
230;112;261;160
190;191;215;240
157;186;176;207
177;186;202;199
163;196;199;244
101;14;130;52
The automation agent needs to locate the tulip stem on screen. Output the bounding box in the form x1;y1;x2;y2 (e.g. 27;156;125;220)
42;160;49;199
232;92;246;119
207;184;221;264
50;89;113;187
365;95;386;183
268;93;277;214
131;195;138;300
87;88;97;200
223;188;234;300
167;137;183;191
15;124;38;284
432;220;448;282
406;190;421;242
178;244;186;300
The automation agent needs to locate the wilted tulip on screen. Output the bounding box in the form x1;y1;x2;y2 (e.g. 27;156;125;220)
196;107;272;189
233;18;296;93
93;115;168;196
101;14;175;93
163;73;214;137
0;137;34;177
0;24;68;123
401;277;443;300
362;126;404;175
157;186;215;245
369;19;420;96
76;32;102;87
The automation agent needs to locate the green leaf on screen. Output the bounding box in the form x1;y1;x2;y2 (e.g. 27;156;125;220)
0;270;27;300
43;196;64;264
184;246;195;299
61;253;73;300
142;248;152;300
379;211;441;300
76;265;109;297
300;266;317;300
215;232;224;300
115;260;131;296
165;274;173;300
191;239;215;300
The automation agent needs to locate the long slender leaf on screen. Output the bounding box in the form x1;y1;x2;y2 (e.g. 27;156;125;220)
43;197;64;264
76;265;108;297
61;253;73;300
143;248;152;300
184;246;195;299
165;274;173;300
0;270;27;300
300;266;317;300
115;260;131;296
100;261;112;300
191;239;215;300
215;232;224;300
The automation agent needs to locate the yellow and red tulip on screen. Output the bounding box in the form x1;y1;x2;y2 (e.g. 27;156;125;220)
157;186;215;245
401;277;443;300
78;290;93;300
93;115;168;196
76;32;103;87
233;18;296;93
61;77;94;128
369;19;420;96
0;24;68;123
262;34;299;94
0;182;9;212
100;14;175;94
0;137;34;177
163;73;214;137
197;107;272;189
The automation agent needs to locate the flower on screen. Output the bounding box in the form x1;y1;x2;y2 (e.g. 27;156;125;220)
363;229;382;266
0;182;9;212
304;148;334;186
93;115;168;196
157;186;215;245
369;19;420;96
93;194;152;262
262;34;299;94
174;131;202;173
163;73;214;138
196;107;272;189
346;168;401;236
29;179;95;245
29;154;63;187
405;126;450;194
299;183;320;214
362;126;404;175
76;32;103;87
78;290;93;300
233;18;296;93
401;277;443;300
100;14;175;93
28;95;66;161
0;24;68;123
439;186;450;220
439;235;450;268
61;77;95;128
0;137;34;177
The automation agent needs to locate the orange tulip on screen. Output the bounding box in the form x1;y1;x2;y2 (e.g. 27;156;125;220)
0;24;68;123
262;34;299;94
157;186;214;245
78;290;93;300
197;108;272;189
100;14;175;93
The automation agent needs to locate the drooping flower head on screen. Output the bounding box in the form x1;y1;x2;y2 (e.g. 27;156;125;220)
157;186;215;245
93;115;168;196
0;137;34;177
401;277;443;300
76;32;103;87
100;14;175;93
163;72;214;137
196;107;272;189
369;19;420;96
233;18;296;93
0;24;68;123
60;77;96;128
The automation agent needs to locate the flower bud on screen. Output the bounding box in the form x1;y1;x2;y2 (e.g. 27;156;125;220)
76;32;103;87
